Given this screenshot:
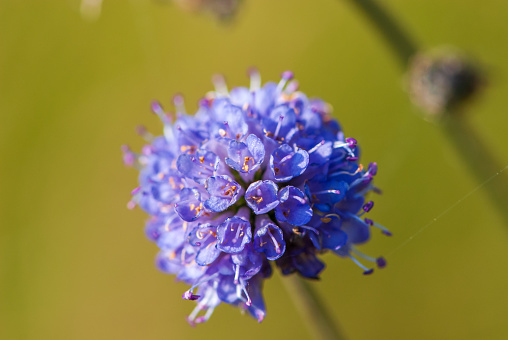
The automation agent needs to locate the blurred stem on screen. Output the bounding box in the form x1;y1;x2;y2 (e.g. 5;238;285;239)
442;114;508;225
346;0;508;226
283;275;346;340
343;0;418;66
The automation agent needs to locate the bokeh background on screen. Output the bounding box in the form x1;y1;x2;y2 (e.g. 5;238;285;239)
2;0;508;339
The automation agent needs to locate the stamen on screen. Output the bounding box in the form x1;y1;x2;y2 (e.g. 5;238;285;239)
182;290;200;301
151;100;172;124
276;71;294;93
267;228;281;254
121;145;145;170
358;201;374;217
332;139;357;159
273;115;284;139
348;253;374;275
351;247;386;269
297;225;319;234
135;125;154;142
232;223;243;243
248;67;261;91
307;140;325;154
239;279;252;306
195;306;216;324
284;80;299;93
367;162;378;176
234;264;240;284
173;93;186;114
313;189;342;195
126;201;136;210
364;218;392;236
212;74;229;95
321;214;340;223
345;137;357;149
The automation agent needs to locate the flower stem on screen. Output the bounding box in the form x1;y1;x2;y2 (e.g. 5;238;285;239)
345;0;508;228
282;275;347;340
442;114;508;225
343;0;418;67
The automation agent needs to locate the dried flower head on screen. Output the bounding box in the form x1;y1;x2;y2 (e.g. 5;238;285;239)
408;48;483;119
123;69;389;325
161;0;242;20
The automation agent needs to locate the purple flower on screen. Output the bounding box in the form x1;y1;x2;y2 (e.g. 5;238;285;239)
124;69;389;324
245;180;279;214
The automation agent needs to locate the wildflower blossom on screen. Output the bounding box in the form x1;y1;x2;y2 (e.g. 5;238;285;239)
123;69;389;325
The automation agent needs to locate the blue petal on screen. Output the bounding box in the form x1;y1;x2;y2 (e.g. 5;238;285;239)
217;217;252;253
245;180;279;214
319;220;348;251
262;105;297;141
275;186;313;226
253;216;286;260
270;144;309;182
341;214;370;244
203;175;241;212
188;224;222;266
177;150;219;184
174;188;203;222
225;134;265;173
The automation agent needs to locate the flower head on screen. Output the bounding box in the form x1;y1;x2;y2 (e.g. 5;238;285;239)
408;47;483;120
123;69;389;324
164;0;243;21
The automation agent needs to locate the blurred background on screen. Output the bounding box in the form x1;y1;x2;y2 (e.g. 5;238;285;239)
1;0;508;339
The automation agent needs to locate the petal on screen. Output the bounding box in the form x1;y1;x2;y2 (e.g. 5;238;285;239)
217;217;252;253
177;150;219;184
174;188;203;222
203;175;241;212
245;180;279;214
225;134;265;174
275;186;313;226
270;144;309;182
253;216;286;260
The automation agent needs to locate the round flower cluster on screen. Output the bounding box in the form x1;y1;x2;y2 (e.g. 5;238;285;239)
123;70;389;325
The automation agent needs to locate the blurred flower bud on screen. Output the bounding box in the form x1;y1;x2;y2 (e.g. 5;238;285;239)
408;48;484;120
80;0;103;21
164;0;243;20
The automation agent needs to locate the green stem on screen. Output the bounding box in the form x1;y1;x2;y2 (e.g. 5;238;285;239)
442;115;508;224
343;0;419;67
282;275;347;340
346;0;508;226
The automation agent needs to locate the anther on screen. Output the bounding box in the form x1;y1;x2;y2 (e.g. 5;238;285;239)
367;162;378;176
350;247;387;270
363;201;374;213
345;137;357;149
182;290;200;301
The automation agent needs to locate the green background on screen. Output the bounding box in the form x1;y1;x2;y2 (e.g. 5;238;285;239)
2;0;508;339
